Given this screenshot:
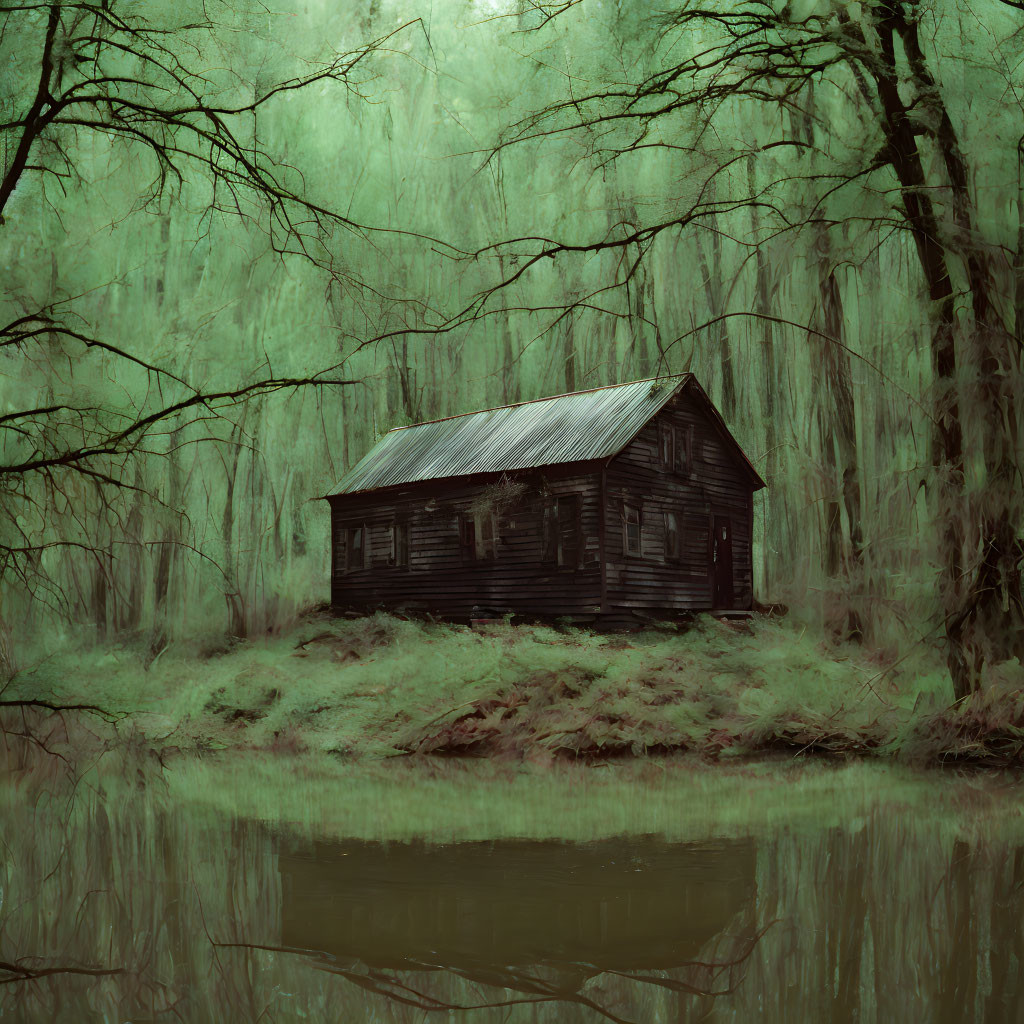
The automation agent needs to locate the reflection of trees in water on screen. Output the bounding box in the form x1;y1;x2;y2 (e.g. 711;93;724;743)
0;788;282;1021
307;940;771;1024
215;926;771;1024
5;790;1024;1022
748;815;1024;1024
275;836;763;1021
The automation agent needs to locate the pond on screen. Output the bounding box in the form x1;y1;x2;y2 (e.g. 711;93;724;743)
2;757;1024;1022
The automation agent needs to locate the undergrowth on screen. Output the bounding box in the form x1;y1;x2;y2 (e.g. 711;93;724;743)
6;611;1024;768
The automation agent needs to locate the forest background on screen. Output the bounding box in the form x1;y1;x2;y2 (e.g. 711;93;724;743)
3;0;1023;703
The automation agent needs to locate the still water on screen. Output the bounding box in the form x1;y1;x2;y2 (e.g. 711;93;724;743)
3;760;1024;1022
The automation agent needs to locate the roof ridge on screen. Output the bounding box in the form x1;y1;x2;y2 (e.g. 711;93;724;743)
387;373;691;433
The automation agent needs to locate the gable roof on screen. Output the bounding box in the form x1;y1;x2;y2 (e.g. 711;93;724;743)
327;374;766;497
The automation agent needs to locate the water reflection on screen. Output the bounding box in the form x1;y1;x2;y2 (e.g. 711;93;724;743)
279;838;760;1017
5;773;1024;1022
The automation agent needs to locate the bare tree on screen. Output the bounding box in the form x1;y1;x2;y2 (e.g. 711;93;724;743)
0;2;430;633
481;0;1024;696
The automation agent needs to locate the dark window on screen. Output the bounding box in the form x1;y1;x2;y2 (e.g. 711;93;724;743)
333;524;343;573
675;424;693;475
659;420;694;476
557;495;581;567
658;421;673;468
389;523;409;568
344;525;365;572
664;511;681;561
623;504;642;557
460;511;498;560
459;516;476;561
542;504;555;563
545;494;582;568
475;510;497;560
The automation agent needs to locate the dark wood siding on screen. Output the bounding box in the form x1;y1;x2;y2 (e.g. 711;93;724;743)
603;390;756;613
329;467;603;620
328;387;760;623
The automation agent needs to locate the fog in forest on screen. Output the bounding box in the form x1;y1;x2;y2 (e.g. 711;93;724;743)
8;5;1024;1019
3;0;1023;691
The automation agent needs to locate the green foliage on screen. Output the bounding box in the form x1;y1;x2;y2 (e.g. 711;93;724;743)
10;612;1024;767
1;0;1022;684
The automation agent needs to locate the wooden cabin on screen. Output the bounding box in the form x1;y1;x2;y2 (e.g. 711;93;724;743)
324;374;766;626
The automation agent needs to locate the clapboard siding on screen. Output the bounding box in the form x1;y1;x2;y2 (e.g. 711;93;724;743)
603;390;755;613
326;379;761;624
329;467;603;619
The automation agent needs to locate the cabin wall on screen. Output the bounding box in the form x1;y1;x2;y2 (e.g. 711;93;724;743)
329;467;603;620
604;391;756;613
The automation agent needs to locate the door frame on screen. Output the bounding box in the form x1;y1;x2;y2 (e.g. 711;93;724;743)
710;513;734;608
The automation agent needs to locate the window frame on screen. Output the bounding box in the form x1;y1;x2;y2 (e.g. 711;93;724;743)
475;509;498;560
388;521;410;568
677;423;694;475
664;510;682;562
342;523;367;573
658;421;674;469
659;420;695;477
545;493;582;568
622;503;642;557
460;509;498;561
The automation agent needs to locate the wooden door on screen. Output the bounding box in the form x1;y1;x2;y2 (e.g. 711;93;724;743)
712;516;733;608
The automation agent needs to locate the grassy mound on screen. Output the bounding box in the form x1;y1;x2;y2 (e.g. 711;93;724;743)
6;611;1024;767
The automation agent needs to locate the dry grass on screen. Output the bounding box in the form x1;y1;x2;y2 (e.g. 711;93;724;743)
6;610;1024;768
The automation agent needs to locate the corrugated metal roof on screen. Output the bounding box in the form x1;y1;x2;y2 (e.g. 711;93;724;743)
327;373;766;496
328;375;691;496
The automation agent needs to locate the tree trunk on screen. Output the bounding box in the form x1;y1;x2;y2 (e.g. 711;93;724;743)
497;254;521;404
221;413;248;639
868;14;971;695
813;228;864;641
695;221;734;418
894;10;1024;685
563;303;577;393
748;157;777;598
